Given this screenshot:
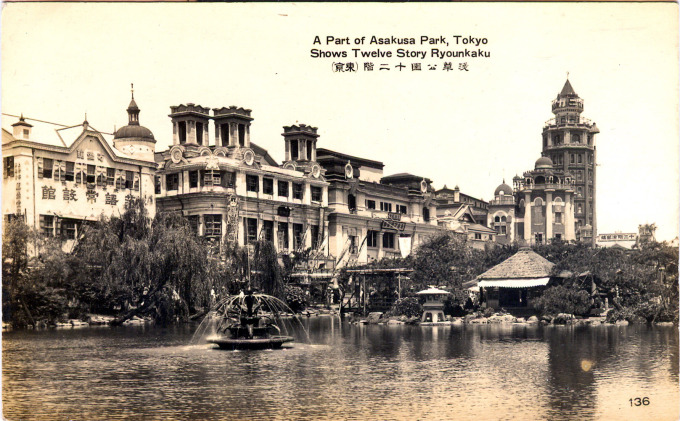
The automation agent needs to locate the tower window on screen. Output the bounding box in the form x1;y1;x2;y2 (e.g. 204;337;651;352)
178;121;187;144
166;173;179;191
572;134;580;143
238;124;246;146
570;154;575;164
534;198;543;206
290;139;299;160
196;122;203;145
221;124;229;147
189;170;199;188
423;207;430;222
307;140;313;160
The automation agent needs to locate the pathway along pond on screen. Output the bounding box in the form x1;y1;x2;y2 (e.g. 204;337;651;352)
2;317;678;420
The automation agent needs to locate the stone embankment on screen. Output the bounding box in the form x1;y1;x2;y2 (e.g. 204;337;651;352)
350;311;676;326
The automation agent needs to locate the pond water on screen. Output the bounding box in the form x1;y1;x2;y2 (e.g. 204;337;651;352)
2;318;678;420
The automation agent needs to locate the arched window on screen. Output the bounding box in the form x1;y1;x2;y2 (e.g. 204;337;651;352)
501;216;507;222
495;216;500;223
535;176;545;185
554;197;564;204
519;199;525;209
534;197;544;206
572;134;581;143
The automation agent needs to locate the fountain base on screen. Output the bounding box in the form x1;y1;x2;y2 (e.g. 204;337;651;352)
208;335;294;350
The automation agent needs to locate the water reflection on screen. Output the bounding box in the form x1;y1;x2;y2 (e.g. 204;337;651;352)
3;319;678;420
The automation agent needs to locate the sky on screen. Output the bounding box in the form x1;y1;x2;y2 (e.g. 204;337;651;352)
2;3;678;241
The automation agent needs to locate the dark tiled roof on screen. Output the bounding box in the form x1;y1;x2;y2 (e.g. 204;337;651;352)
478;248;554;280
559;79;577;97
250;142;278;166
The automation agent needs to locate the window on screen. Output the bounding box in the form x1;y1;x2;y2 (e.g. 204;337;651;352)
96;168;106;187
293;183;304;200
397;205;407;215
423;207;430;222
367;230;378;248
570;154;575;164
64;161;75;182
188;215;199;234
105;167;115;186
501;215;507;222
577;187;582;197
553;135;561;145
196;122;203;145
577;204;583;214
349;235;358;254
222;171;235;188
278;222;289;251
166;173;179;191
311;186;322;202
87;165;96;184
238;124;246;147
475;233;482;240
278;181;289;198
263;220;274;243
307;141;313;160
189;170;199;188
380;202;392;212
204;215;222;238
555;212;563;224
125;171;134;189
311;225;320;249
245;218;258;243
203;170;220;187
3;156;14;178
572;134;581;143
382;232;395;249
348;194;356;212
293;223;304;250
263;178;274;195
42;158;54;179
246;174;259;192
154;176;161;194
534;198;543;206
366;200;376;210
61;219;78;240
495;216;500;223
499;226;507;235
39;215;54;237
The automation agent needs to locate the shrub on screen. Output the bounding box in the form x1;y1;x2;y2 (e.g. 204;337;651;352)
533;285;592;316
284;285;308;313
387;297;423;318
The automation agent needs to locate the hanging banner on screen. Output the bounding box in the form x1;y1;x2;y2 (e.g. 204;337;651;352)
398;236;412;258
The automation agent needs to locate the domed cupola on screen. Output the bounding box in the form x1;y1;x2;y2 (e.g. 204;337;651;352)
494;180;513;197
535;155;553;170
113;84;156;161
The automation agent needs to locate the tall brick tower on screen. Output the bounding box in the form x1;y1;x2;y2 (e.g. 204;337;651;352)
541;79;599;244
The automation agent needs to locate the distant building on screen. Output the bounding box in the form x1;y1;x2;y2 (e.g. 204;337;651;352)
437;204;496;249
487;79;599;245
2;93;157;248
434;185;489;226
541;79;599;244
317;149;442;267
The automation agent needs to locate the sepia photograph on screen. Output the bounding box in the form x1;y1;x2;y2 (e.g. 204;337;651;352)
1;3;678;420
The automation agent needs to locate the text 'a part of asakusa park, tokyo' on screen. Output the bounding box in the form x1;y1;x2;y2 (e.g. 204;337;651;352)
310;35;490;59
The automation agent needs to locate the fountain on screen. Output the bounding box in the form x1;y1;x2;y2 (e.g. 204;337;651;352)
199;289;297;350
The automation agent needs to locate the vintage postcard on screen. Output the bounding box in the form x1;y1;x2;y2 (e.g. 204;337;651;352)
1;3;678;420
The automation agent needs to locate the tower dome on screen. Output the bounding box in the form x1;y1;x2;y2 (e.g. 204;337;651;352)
113;85;156;161
494;181;513;196
535;156;553;169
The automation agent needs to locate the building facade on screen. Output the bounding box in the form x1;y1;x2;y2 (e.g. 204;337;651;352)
154;105;330;261
2;96;157;248
316;149;442;268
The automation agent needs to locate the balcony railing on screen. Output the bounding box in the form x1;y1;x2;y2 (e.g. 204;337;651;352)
544;117;594;129
489;197;515;206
